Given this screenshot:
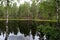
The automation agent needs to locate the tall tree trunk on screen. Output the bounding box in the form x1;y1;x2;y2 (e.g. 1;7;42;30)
5;0;9;40
5;10;9;40
56;0;59;25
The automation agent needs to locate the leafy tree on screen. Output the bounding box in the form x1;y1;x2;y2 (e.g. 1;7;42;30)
0;0;60;40
38;0;56;20
0;1;6;19
30;0;38;19
37;23;60;40
18;2;31;19
8;2;18;19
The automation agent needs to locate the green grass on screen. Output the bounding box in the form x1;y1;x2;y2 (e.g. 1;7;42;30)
0;19;59;22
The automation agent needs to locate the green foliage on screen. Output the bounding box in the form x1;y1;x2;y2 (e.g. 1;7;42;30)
37;23;60;40
38;1;56;20
0;21;6;35
9;3;18;19
18;20;30;36
30;0;38;19
0;0;59;20
58;0;60;20
18;2;31;19
8;20;18;34
0;5;5;19
0;0;60;40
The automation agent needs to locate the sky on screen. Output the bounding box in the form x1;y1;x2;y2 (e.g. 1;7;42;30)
14;0;32;6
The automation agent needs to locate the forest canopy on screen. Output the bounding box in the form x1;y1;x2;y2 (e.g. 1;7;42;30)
0;0;59;20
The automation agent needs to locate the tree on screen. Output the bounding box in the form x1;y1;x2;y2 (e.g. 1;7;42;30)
8;2;18;19
18;2;31;19
38;0;56;20
30;0;38;19
0;0;60;40
0;0;19;40
37;23;60;40
55;0;60;28
5;0;19;40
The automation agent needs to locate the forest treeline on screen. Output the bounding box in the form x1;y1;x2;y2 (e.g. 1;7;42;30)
0;0;60;40
0;0;60;20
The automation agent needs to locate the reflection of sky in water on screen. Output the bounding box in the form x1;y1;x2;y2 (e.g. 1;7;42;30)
0;32;39;40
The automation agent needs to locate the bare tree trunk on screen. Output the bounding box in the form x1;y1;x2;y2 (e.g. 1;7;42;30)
56;0;59;25
5;0;9;40
5;8;9;40
5;10;9;40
